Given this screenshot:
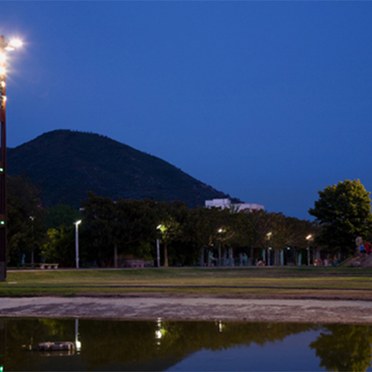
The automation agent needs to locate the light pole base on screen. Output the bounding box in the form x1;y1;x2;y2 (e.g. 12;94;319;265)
0;261;5;281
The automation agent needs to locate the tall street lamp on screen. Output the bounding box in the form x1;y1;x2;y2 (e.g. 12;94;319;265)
74;220;82;269
306;234;313;266
0;36;23;281
266;232;272;266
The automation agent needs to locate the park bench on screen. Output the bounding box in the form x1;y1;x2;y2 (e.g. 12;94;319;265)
39;263;59;270
123;259;144;268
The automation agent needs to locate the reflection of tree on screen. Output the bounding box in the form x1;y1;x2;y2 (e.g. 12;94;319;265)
5;319;372;371
3;319;313;371
310;325;372;372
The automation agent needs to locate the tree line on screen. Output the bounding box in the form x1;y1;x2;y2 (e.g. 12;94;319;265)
6;176;372;268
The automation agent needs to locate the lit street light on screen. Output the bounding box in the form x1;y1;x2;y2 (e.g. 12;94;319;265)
0;35;23;281
306;234;313;266
156;224;165;268
74;220;82;269
266;232;272;266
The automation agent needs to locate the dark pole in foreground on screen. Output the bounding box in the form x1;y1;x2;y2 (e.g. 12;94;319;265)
0;36;7;281
0;35;23;281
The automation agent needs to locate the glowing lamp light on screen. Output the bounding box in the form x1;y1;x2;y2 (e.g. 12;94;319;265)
0;34;23;281
9;38;23;49
157;224;167;234
75;340;82;352
5;38;23;52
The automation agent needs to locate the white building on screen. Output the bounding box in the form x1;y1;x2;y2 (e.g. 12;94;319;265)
205;198;264;212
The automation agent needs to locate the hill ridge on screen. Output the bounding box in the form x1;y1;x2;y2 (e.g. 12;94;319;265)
8;129;231;207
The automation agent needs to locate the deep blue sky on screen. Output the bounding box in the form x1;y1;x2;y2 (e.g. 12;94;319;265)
2;1;372;219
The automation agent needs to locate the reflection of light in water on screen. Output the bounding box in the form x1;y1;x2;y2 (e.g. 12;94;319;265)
75;319;82;353
218;320;224;333
75;340;82;352
155;318;166;346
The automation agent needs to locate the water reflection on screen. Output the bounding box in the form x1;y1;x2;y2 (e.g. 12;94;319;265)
0;318;371;371
310;325;372;371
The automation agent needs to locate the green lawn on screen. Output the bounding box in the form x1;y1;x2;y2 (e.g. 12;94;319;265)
1;267;372;299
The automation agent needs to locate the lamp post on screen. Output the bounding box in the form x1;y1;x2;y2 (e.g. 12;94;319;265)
74;220;82;269
0;36;23;281
157;224;167;267
306;234;313;266
266;232;272;266
217;227;226;266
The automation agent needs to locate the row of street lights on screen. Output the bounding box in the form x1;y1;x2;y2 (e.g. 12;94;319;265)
265;231;313;266
0;35;23;281
74;224;314;269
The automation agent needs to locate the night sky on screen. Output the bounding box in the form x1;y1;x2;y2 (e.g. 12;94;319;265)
2;1;372;219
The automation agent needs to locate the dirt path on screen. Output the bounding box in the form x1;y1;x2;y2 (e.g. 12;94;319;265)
1;296;372;323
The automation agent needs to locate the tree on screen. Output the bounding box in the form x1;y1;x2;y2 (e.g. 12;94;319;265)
44;204;80;229
82;194;160;267
41;204;81;266
114;199;159;262
310;325;372;371
40;226;74;266
7;176;45;266
81;194;116;267
309;180;372;256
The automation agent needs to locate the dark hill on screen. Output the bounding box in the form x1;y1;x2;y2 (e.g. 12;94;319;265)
8;130;230;207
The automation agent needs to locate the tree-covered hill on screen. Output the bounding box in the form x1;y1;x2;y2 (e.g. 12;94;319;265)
8;130;229;207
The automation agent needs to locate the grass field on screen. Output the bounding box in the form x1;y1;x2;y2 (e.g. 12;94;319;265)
1;267;372;299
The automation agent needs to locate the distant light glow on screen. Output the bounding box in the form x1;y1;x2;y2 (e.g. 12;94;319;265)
8;38;23;49
157;224;167;233
218;320;224;333
75;340;82;351
0;53;6;64
0;66;6;76
0;81;5;88
75;220;82;226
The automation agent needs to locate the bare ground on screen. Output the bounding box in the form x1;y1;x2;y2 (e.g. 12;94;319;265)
1;296;372;323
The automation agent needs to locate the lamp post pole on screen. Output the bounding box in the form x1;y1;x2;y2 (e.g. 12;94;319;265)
0;36;23;281
0;37;7;281
266;232;272;266
156;238;160;268
74;220;82;269
306;234;313;266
